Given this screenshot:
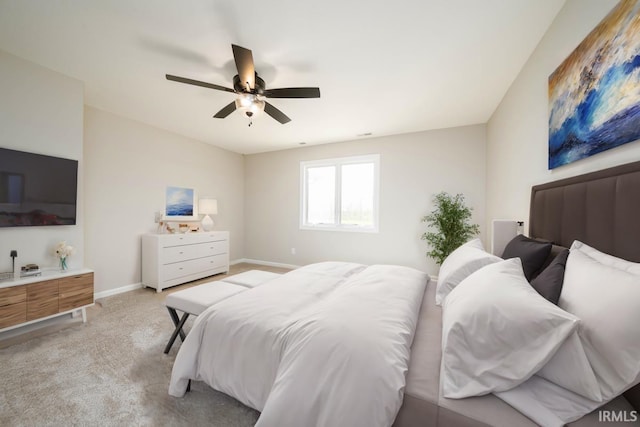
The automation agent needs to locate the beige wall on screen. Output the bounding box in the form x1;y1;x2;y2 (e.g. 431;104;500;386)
245;126;486;275
486;0;640;232
0;50;84;272
83;107;244;294
11;0;628;290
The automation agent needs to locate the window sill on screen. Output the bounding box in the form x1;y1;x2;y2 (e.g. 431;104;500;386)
300;225;379;234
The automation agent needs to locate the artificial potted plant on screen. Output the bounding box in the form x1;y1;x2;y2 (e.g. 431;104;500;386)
421;192;480;265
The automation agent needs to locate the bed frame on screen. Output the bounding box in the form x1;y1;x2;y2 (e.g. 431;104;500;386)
395;161;640;427
529;159;640;411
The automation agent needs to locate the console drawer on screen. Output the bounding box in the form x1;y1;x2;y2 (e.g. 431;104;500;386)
0;286;26;329
59;273;94;312
26;280;59;321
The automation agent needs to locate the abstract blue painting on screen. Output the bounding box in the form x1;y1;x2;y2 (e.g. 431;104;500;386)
548;0;640;169
165;186;195;217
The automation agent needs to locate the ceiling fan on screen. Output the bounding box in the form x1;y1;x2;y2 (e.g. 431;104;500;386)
166;44;320;125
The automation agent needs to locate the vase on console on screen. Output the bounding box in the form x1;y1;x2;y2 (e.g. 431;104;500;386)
54;241;74;271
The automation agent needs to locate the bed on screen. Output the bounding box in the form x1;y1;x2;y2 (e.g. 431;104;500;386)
170;160;640;426
396;160;640;427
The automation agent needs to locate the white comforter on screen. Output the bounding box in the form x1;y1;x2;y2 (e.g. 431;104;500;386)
169;262;428;427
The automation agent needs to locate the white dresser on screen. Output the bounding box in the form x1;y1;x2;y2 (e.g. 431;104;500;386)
141;231;229;292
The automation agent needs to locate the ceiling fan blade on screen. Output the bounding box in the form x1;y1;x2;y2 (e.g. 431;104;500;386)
166;74;235;93
263;87;321;99
213;101;237;118
231;44;255;90
264;102;291;124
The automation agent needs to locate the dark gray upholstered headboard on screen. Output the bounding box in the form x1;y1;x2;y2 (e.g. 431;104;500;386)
529;160;640;410
530;160;640;262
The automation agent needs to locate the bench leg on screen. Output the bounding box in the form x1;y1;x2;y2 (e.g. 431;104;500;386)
167;307;187;341
164;307;190;354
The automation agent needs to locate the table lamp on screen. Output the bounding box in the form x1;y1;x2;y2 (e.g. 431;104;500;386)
199;198;218;231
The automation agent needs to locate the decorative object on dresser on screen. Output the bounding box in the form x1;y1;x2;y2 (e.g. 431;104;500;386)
0;270;94;331
198;198;218;232
141;231;229;293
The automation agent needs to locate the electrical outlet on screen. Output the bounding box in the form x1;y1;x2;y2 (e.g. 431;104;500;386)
10;250;17;258
291;248;296;255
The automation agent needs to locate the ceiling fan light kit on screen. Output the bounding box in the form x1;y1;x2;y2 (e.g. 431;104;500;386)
166;44;320;126
235;94;265;117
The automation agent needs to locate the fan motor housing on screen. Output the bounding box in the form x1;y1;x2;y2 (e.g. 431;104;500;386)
233;74;265;94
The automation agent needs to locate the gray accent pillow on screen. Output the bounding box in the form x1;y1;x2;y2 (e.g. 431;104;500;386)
501;234;552;281
530;249;569;305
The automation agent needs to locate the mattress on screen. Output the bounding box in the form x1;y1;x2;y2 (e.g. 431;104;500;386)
394;281;639;427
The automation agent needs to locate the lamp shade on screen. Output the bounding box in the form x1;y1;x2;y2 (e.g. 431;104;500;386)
199;198;218;215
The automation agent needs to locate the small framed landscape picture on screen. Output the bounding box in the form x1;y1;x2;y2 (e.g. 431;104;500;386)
165;186;197;220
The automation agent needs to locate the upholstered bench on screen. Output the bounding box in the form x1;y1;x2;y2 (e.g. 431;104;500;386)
163;270;282;353
221;270;282;288
163;281;245;353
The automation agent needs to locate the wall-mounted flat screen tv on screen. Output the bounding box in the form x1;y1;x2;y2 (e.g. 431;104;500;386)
0;147;78;227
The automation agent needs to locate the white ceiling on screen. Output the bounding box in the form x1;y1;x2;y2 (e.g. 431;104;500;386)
0;0;565;154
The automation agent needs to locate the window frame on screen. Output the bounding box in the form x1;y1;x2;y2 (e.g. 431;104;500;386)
300;154;380;233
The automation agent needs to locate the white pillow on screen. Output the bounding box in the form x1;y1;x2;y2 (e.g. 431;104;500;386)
559;241;640;401
571;240;640;274
442;258;580;399
435;238;500;306
536;331;602;402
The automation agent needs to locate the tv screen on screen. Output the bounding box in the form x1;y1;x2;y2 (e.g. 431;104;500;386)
0;147;78;227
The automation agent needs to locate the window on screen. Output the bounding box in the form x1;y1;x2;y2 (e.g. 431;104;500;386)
300;154;379;232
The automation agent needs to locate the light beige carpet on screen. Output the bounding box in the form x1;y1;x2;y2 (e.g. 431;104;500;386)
0;264;289;426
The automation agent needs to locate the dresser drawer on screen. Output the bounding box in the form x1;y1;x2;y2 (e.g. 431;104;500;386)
161;254;229;281
161;232;228;247
161;241;228;263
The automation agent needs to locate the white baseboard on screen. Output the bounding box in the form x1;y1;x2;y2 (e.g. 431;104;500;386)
94;282;143;300
233;258;300;270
